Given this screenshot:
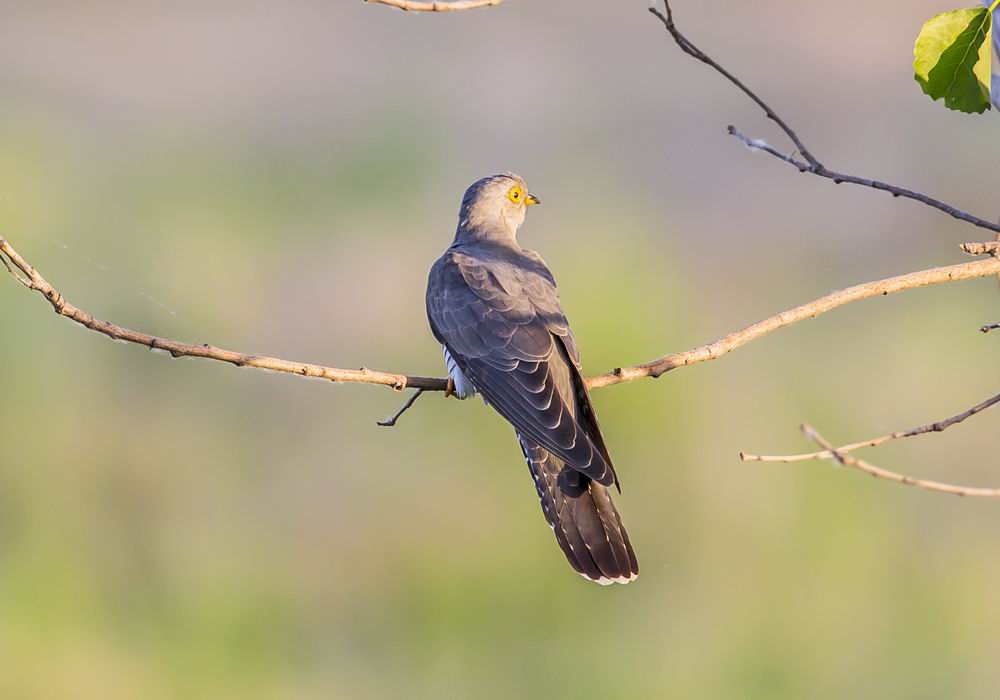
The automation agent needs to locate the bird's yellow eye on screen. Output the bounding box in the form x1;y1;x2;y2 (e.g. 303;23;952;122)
508;185;524;203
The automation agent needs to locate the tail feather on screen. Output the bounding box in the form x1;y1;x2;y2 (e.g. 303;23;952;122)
520;436;639;585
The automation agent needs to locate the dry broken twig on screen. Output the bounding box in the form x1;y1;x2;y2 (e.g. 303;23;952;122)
650;2;1000;235
798;424;1000;498
742;391;1000;464
363;0;503;12
4;235;1000;395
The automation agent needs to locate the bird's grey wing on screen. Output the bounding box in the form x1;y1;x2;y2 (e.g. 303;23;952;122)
426;252;616;487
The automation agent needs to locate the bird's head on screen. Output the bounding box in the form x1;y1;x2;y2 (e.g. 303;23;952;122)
457;173;540;240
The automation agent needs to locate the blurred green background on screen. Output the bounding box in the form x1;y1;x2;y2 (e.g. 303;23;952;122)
1;1;999;697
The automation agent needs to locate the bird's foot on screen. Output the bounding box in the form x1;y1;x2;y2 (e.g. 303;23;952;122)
445;377;456;399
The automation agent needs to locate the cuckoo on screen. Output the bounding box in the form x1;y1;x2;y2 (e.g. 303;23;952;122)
425;173;639;585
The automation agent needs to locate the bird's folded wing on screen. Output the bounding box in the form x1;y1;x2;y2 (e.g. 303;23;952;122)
426;252;616;487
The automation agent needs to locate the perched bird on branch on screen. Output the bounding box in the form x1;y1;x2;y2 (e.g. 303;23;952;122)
425;173;639;585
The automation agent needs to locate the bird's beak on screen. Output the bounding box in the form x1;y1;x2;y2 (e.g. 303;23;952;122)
525;193;541;206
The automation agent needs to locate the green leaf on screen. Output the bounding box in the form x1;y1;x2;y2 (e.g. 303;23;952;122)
914;6;993;114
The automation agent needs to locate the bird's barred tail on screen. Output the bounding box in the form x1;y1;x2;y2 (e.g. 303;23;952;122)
520;436;639;585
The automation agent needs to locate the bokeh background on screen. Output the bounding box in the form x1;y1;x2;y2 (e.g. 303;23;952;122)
1;1;999;697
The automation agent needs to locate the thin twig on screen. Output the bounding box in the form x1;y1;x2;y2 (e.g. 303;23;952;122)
648;3;819;168
377;389;426;427
5;236;1000;394
728;127;1000;234
742;391;1000;463
982;322;1000;333
800;424;1000;498
652;2;1000;235
364;0;502;11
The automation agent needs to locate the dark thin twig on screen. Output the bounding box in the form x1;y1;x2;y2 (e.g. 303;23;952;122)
649;4;820;168
728;127;1000;234
982;322;1000;333
377;389;426;427
651;2;1000;235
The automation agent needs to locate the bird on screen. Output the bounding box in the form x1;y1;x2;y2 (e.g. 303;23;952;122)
425;173;639;585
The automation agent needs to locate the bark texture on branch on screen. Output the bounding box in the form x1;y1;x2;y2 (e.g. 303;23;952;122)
4;236;999;395
0;237;444;391
588;253;1000;389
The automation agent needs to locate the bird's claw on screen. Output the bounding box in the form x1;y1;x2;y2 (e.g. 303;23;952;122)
445;377;456;398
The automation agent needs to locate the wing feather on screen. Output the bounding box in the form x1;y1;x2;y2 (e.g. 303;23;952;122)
426;248;617;487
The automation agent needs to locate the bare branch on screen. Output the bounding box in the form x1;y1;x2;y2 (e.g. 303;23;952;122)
651;2;1000;235
0;237;446;392
799;424;1000;498
742;391;1000;463
982;322;1000;333
588;248;1000;389
4;235;1000;395
363;0;502;11
377;389;426;427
